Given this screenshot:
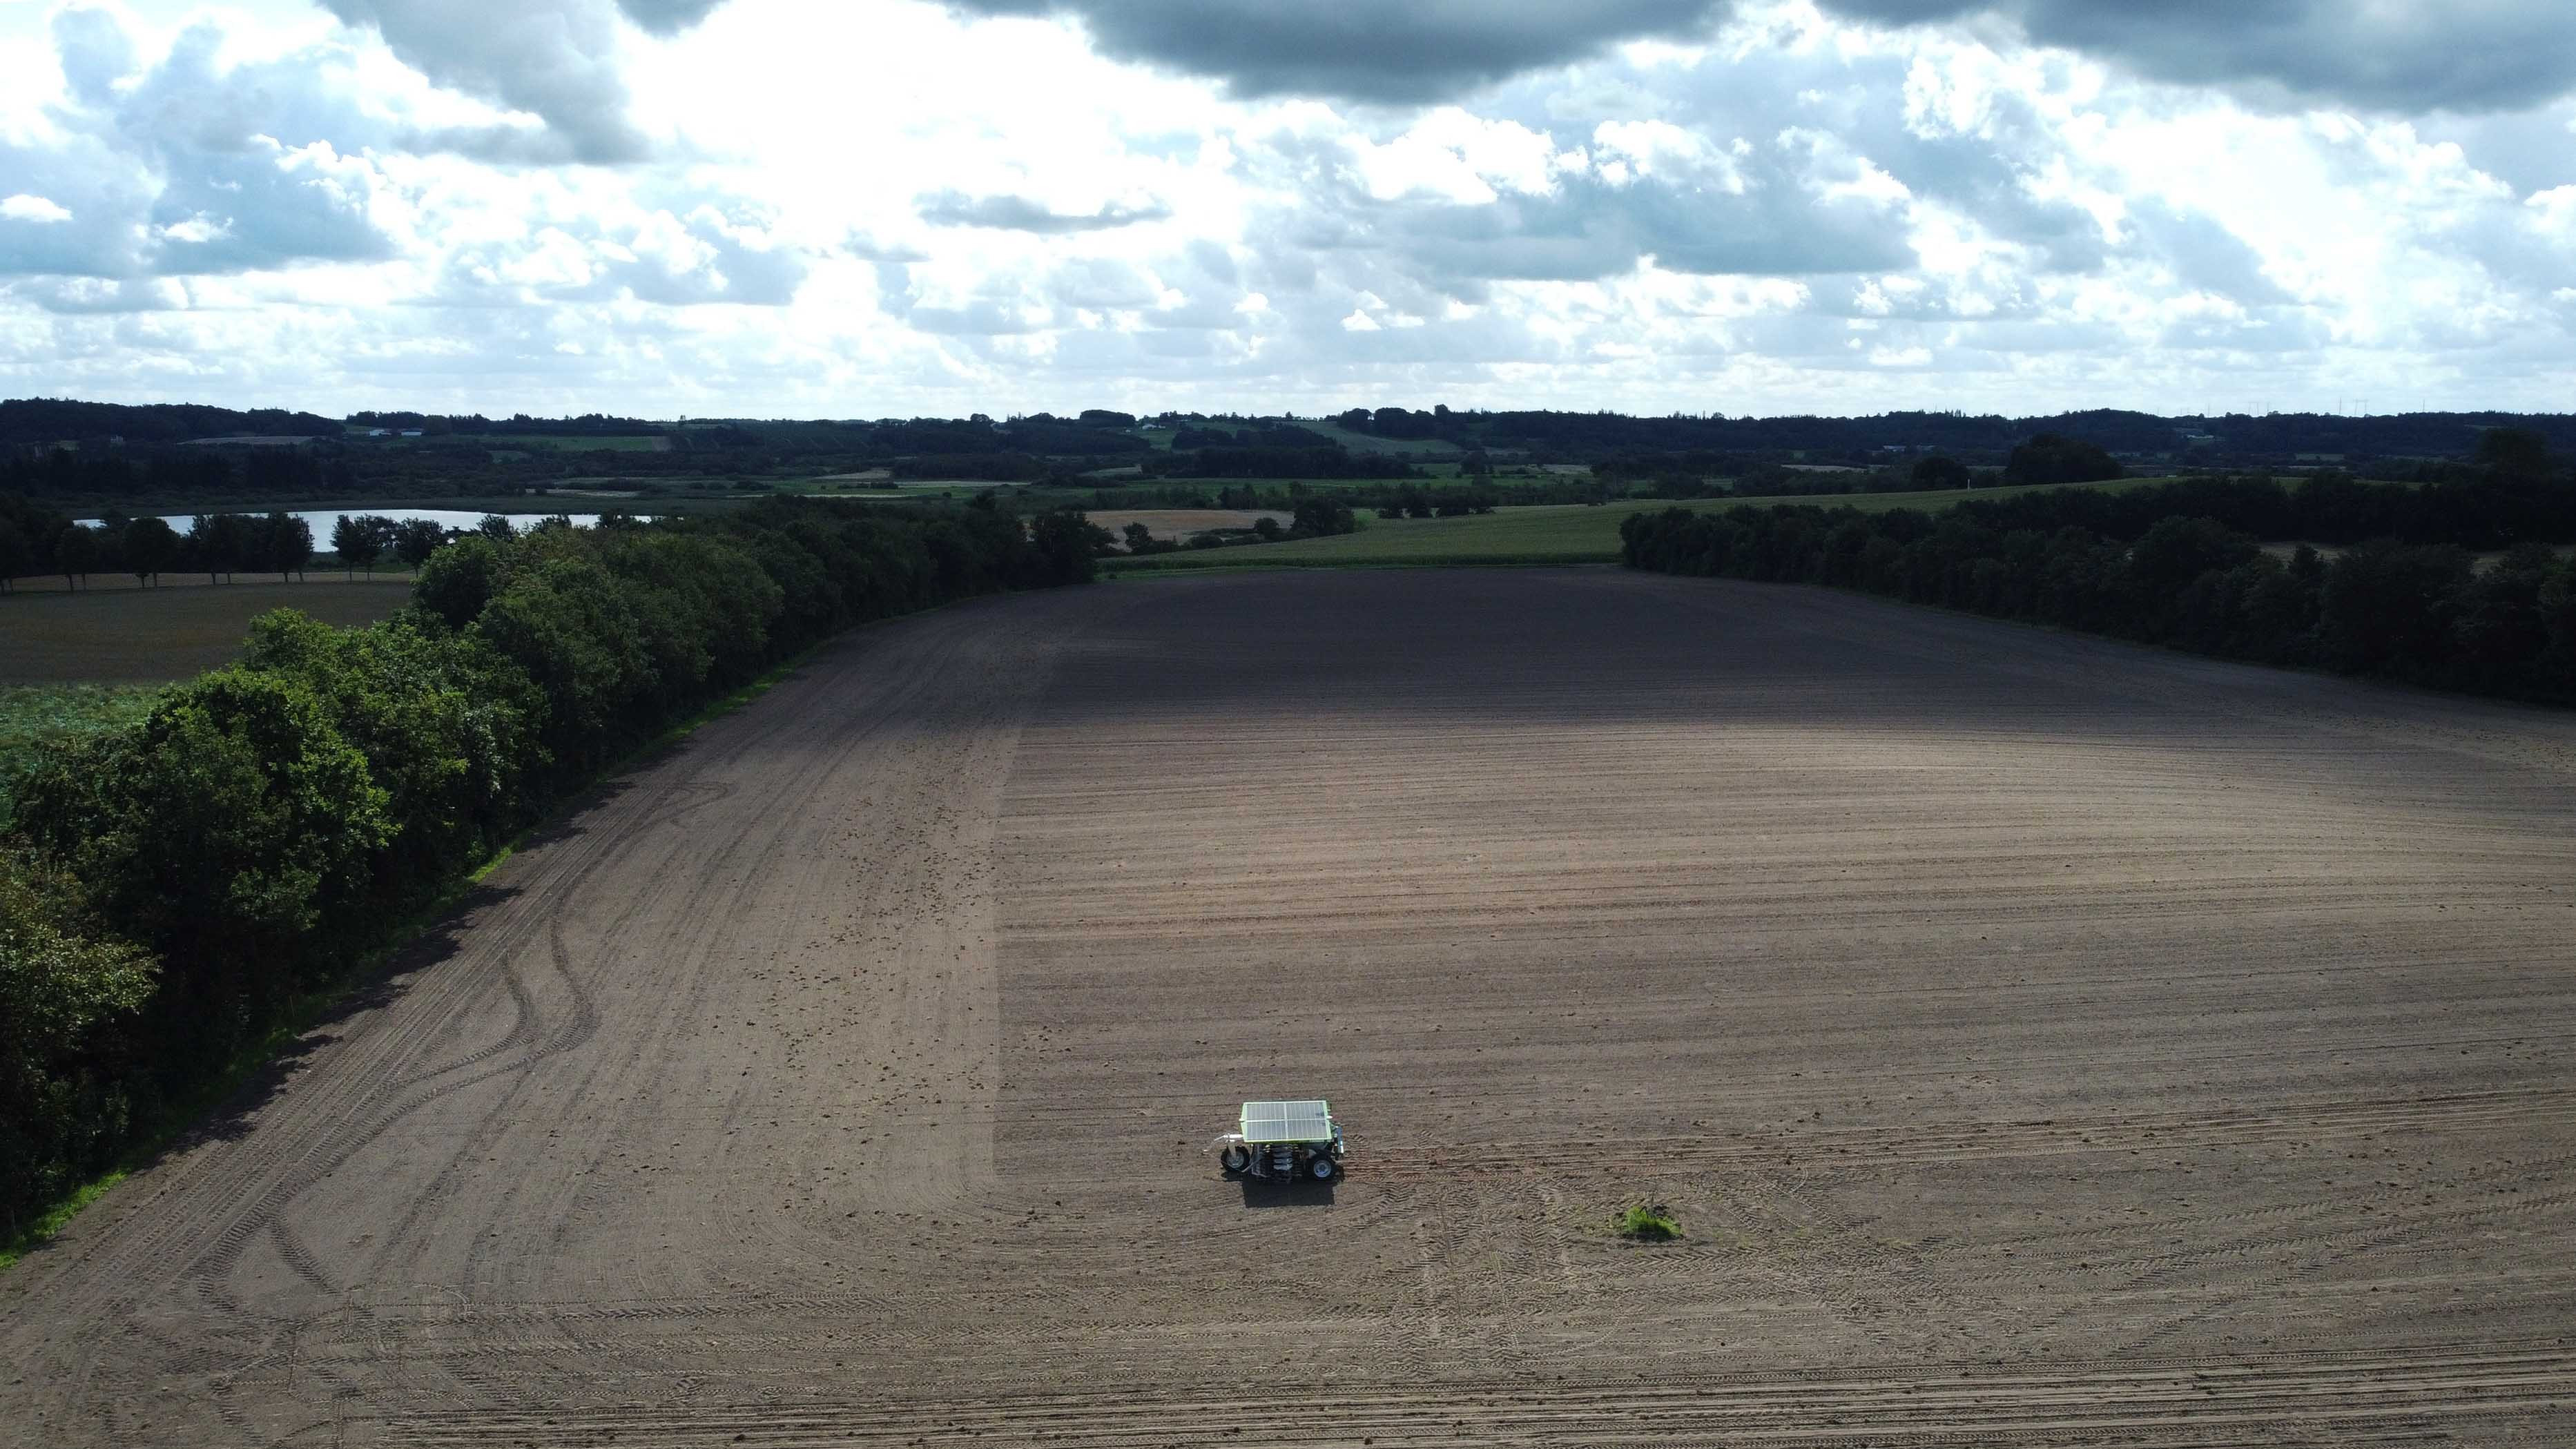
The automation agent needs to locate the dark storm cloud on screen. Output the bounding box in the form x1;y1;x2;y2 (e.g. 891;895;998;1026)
918;191;1171;232
1817;0;2576;113
318;0;733;164
941;0;1732;101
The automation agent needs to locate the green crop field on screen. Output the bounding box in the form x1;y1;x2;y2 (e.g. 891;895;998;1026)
474;434;667;451
1286;419;1460;456
0;580;416;685
1104;476;2178;573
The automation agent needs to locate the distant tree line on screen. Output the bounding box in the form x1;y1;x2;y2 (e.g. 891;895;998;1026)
1620;467;2576;702
0;497;1096;1235
1141;445;1420;480
1373;488;1500;519
0;504;512;592
345;410;663;437
1335;405;2576;465
1061;476;1607;514
15;398;2576;519
0;399;344;445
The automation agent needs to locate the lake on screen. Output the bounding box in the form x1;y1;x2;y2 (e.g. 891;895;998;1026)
75;509;641;533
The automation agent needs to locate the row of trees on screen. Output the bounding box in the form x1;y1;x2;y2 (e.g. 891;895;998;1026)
0;509;496;591
1375;489;1500;519
1620;482;2576;701
0;512;318;590
0;498;1096;1232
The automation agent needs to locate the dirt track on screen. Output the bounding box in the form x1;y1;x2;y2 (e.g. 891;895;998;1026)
6;570;2575;1446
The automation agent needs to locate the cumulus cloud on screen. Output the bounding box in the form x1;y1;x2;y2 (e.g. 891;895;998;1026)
1311;127;1915;289
0;12;396;280
1;0;2571;416
1817;0;2576;115
918;191;1171;232
441;204;806;306
940;0;1732;101
0;196;75;224
319;0;733;163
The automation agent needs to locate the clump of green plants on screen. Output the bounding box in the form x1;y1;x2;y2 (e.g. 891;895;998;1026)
0;685;157;828
1616;1203;1682;1241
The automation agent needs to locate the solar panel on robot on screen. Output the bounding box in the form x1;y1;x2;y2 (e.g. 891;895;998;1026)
1214;1099;1348;1180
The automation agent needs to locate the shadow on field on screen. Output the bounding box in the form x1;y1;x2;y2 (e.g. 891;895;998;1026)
163;878;530;1155
1237;1176;1337;1210
170;772;645;1142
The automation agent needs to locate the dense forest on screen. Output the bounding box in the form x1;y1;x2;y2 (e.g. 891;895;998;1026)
10;397;2576;514
1620;469;2576;701
0;497;1095;1234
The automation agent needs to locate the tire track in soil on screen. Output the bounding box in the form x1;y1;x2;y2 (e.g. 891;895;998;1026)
0;587;1150;1446
375;1344;2576;1446
6;572;2575;1445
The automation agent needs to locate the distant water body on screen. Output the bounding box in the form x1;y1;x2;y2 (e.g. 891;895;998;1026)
74;509;637;533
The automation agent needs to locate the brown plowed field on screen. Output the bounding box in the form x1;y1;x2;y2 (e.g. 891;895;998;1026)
6;570;2574;1446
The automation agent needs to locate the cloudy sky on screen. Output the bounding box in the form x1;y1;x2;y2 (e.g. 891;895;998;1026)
1;0;2573;418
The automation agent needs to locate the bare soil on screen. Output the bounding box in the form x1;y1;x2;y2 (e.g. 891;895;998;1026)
4;571;2573;1446
0;579;417;683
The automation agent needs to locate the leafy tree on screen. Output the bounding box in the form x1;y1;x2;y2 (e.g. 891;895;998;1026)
123;516;179;587
416;535;504;628
1911;454;1970;489
1252;516;1284;541
0;850;155;1231
52;524;98;590
184;514;255;583
2127;516;2260;601
15;670;393;1057
392;517;447;568
0;518;32;593
2318;542;2473;673
1290;497;1357;538
258;513;313;580
2448;543;2557;685
2475;427;2552;483
330;514;397;577
472;553;655;776
476;514;517;543
240;611;542;908
2004;434;2123;486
